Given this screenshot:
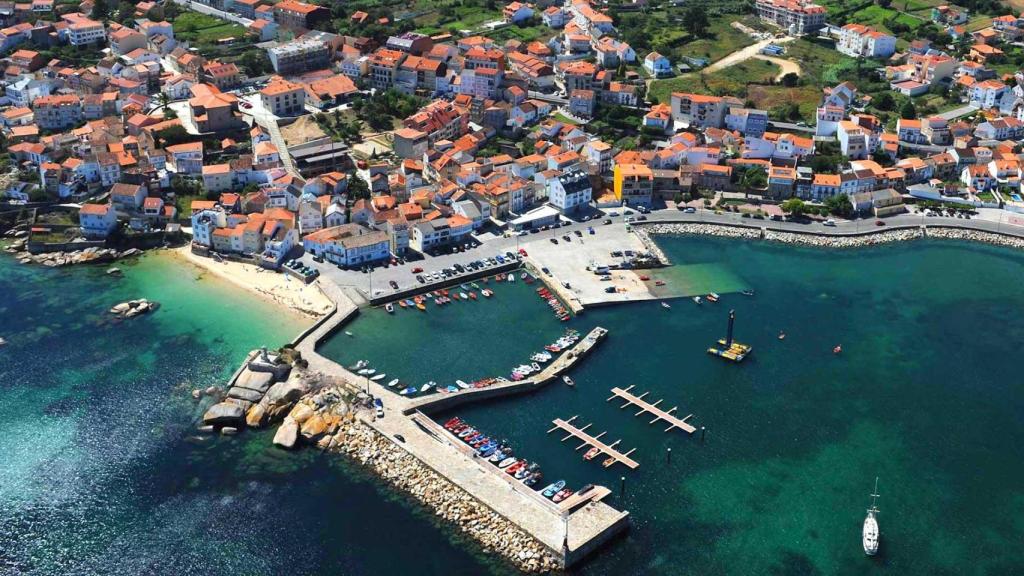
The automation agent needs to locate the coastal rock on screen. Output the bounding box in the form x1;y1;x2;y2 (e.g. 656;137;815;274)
299;413;330;440
235;369;274;394
289;402;314;424
263;379;308;420
191;389;203;400
245;403;267;428
205;386;220;397
227;386;263;404
273;418;299;449
202;402;244;427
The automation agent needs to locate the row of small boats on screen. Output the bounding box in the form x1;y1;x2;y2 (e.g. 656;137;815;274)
543;329;580;353
443;417;577;503
509;329;579;380
535;287;570;322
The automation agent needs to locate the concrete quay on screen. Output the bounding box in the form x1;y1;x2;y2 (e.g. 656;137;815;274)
289;287;628;569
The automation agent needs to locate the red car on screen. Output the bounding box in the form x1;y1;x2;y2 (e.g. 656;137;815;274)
240;102;252;109
518;248;528;256
412;267;424;273
875;220;885;226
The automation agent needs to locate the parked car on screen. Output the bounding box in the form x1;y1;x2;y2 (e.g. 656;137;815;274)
875;220;885;226
416;274;425;283
603;219;612;225
550;238;559;244
574;230;583;237
412;267;423;273
683;207;697;214
389;280;399;289
823;219;836;227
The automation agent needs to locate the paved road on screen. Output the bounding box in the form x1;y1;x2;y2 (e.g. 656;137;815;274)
304;204;1024;302
935;104;979;121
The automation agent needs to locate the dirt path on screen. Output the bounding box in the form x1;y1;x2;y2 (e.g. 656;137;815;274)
752;54;802;81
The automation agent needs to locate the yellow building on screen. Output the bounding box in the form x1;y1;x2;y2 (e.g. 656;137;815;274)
612;163;654;207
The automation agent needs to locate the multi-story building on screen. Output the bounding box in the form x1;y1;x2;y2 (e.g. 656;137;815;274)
260;77;306;117
303;224;390;266
547;170;592;213
64;13;106;46
613;163;653;207
268;37;330;75
725;107;769;137
273;0;330;33
403;100;468;145
754;0;826;35
369;48;407;90
79;203;118;238
188;83;242;133
32;94;82;130
838;24;896;58
201;62;242;90
670;92;740;129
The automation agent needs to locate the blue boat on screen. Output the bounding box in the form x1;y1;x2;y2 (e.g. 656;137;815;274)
541;480;566;498
404;299;415;307
446;385;459;393
399;386;417;396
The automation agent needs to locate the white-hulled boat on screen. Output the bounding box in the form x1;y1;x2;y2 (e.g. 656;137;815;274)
507;274;515;283
371;373;386;381
661;302;671;309
563;375;574;387
693;296;702;305
455;380;470;389
863;477;881;556
420;381;436;393
387;378;400;387
385;303;395;313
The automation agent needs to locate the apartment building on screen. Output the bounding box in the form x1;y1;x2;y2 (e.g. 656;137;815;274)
754;0;826;35
268;37;330;75
260;77;305;117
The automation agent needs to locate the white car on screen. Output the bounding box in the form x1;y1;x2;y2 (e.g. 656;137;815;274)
823;219;836;227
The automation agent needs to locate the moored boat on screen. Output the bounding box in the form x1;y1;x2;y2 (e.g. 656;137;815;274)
863;477;881;556
742;289;755;296
498;457;516;468
563;375;574;387
370;373;386;381
469;291;477;300
706;292;720;303
387;378;400;387
400;386;417;396
386;303;395;313
552;488;574;503
398;300;407;309
416;302;426;311
693;296;702;305
583;447;600;460
661;302;671;309
541;480;566;498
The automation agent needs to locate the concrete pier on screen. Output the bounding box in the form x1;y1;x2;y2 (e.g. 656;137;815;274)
289;286;628;568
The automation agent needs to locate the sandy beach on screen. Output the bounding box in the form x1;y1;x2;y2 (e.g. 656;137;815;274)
170;246;333;318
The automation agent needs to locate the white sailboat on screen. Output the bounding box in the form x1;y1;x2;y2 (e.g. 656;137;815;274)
863;477;880;556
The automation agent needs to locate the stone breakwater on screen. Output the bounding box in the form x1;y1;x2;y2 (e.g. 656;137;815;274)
925;227;1024;249
330;416;562;573
641;222;924;247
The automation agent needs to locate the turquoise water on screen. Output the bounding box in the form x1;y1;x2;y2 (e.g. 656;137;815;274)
0;253;491;575
6;238;1024;575
326;237;1024;575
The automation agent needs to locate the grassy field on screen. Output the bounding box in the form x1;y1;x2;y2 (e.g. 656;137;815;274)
172;11;247;42
781;38;857;86
843;4;925;34
648;59;781;103
675;15;760;64
747;84;822;122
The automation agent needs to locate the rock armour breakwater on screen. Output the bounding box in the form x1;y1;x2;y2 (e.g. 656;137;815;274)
330;417;562;573
642;222;1024;250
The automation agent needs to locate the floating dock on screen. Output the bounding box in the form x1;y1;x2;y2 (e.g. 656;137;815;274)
606;385;696;434
548;416;639;470
707;309;751;362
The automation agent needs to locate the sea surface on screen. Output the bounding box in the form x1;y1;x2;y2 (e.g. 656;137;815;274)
4;238;1024;575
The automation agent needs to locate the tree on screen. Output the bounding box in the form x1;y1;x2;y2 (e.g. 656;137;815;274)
91;0;109;19
682;7;709;39
781;198;807;216
781;72;800;87
900;99;917;119
874;92;895;111
824;193;853;217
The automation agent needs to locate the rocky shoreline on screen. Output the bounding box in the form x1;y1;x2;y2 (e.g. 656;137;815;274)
3;238;144;267
641;221;1024;250
330;415;562;573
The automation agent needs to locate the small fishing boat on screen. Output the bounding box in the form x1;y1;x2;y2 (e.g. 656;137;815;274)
459;427;476;439
552;488;574;503
459;291;468;300
541;480;566;498
455;380;470;389
106;267;122;276
742;289;755;296
563;375;574;387
706;292;720;303
398;300;407;308
693;296;702;305
370;373;386;381
498;457;517;469
524;472;541;487
385;303;395;313
471;282;480;289
460;283;470;290
778;331;786;340
506;460;526;475
404;299;415;307
482;289;493;297
833;345;842;354
349;360;368;370
469;291;477;300
655;280;666;286
345;331;354;337
583;447;600;460
507;274;515;283
357;368;371;375
520;272;528;280
416;303;426;311
661;302;671;309
639;275;650;281
602;457;616;468
863;477;881;556
446;385;459;393
387;378;400;387
400;386;418;396
420;381;436;392
514;463;532;480
364;369;376;375
443;417;460;429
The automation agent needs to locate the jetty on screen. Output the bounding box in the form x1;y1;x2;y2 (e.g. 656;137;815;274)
547;416;639;470
405;326;609;414
606;385;696;434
